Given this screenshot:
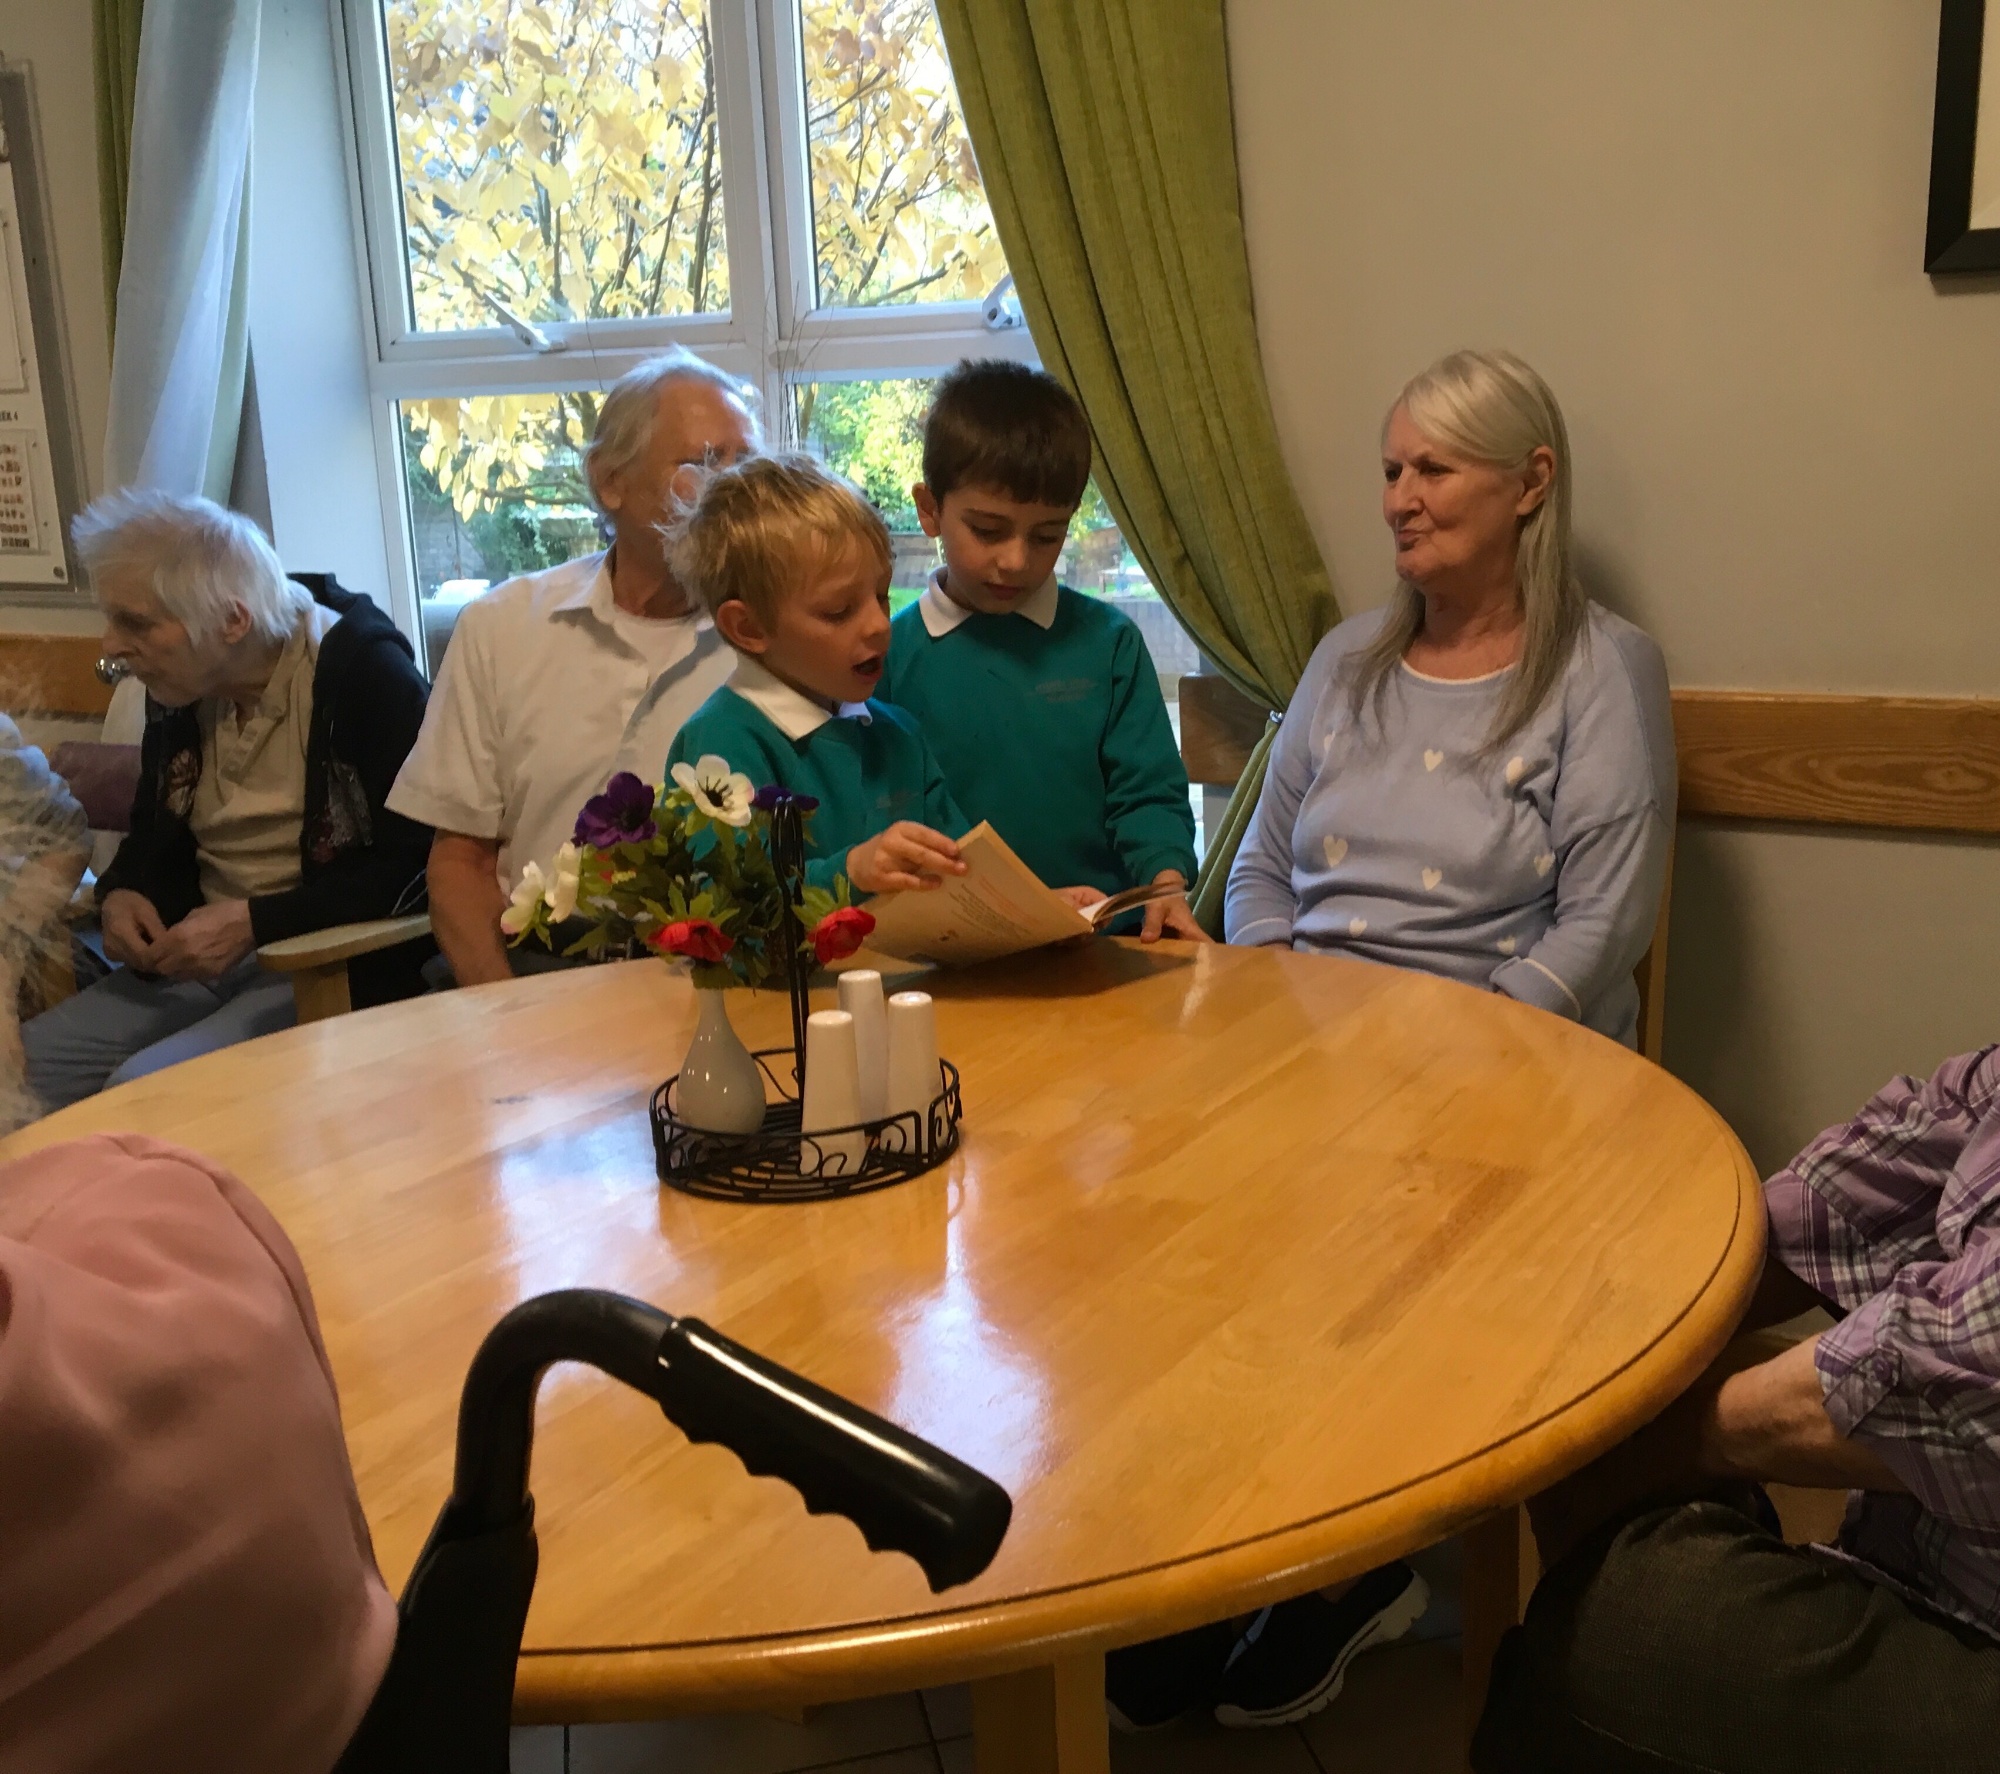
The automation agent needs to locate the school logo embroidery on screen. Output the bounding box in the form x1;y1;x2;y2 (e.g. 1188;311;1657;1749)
1034;677;1097;705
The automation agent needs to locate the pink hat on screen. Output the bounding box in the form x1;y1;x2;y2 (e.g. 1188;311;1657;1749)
0;1133;395;1772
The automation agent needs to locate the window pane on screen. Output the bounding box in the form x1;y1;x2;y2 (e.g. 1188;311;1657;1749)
382;0;728;332
399;393;602;670
792;376;1199;699
797;2;1007;309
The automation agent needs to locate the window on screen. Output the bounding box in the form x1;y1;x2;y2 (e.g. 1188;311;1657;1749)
341;0;1187;714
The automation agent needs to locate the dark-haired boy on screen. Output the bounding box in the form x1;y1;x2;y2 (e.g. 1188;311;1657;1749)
880;360;1202;942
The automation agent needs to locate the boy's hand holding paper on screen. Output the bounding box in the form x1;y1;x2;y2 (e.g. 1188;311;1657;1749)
860;823;1187;967
846;821;967;894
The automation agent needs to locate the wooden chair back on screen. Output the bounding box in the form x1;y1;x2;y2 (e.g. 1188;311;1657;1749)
0;634;115;720
1180;674;1272;787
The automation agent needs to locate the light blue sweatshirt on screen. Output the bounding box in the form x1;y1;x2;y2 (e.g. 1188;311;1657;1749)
1224;603;1675;1047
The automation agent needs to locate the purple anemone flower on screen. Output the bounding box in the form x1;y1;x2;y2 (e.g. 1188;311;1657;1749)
751;784;820;813
574;771;658;847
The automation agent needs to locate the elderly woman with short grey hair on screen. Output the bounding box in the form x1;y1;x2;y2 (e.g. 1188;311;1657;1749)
1225;348;1675;1047
21;490;432;1111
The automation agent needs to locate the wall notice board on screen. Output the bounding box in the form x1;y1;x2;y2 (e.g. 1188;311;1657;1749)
0;65;85;596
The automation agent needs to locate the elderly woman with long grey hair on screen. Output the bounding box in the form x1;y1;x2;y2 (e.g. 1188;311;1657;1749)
1104;353;1678;1736
1225;348;1675;1047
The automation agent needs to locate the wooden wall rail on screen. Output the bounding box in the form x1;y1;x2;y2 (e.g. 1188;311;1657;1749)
1673;691;2000;835
11;645;2000;837
1178;676;2000;839
0;633;111;719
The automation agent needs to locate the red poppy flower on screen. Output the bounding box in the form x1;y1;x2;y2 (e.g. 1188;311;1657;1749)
810;905;876;966
647;918;734;964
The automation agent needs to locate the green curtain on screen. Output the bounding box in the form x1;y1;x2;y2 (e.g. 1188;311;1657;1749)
93;0;146;342
933;0;1339;932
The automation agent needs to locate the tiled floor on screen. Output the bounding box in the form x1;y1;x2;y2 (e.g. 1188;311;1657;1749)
508;1637;1462;1774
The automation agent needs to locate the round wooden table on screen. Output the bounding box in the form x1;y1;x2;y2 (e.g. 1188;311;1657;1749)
3;941;1763;1772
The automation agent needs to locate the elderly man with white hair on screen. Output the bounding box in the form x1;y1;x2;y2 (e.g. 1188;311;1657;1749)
21;491;432;1110
387;348;758;985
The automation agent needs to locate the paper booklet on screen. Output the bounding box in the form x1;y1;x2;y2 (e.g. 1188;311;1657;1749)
857;822;1183;967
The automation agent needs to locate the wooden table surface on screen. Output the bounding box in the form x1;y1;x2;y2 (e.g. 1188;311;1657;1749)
1;940;1763;1738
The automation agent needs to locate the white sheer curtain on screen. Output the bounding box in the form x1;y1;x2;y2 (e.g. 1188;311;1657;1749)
102;0;260;499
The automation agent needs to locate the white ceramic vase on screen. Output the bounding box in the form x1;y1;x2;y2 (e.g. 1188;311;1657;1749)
675;988;767;1135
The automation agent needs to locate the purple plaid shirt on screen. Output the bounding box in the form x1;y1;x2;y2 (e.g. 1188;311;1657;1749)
1765;1045;2000;1637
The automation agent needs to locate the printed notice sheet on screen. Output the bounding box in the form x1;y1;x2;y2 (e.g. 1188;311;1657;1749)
859;822;1182;967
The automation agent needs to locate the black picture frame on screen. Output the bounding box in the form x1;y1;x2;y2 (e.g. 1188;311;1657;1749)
1926;0;2000;273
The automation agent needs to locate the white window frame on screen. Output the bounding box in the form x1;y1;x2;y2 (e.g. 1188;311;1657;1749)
331;0;1036;641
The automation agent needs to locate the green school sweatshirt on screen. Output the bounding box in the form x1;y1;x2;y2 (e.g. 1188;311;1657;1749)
666;683;969;889
882;587;1197;896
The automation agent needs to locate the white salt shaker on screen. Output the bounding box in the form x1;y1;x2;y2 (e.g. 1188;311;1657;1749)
800;1009;866;1175
838;969;888;1123
885;990;940;1152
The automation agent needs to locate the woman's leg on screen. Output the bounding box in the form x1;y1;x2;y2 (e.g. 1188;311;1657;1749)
23;967;238;1111
1475;1496;2000;1773
105;963;297;1088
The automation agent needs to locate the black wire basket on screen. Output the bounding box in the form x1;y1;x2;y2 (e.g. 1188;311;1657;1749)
649;798;964;1203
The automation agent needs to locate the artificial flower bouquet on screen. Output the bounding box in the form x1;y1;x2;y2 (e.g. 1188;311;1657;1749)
501;755;876;988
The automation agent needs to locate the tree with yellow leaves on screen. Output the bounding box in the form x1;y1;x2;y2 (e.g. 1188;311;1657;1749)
798;0;1006;308
389;0;1004;570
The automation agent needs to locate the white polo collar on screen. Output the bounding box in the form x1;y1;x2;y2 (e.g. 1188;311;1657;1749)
918;571;1060;638
549;552;614;618
728;656;873;742
551;551;709;632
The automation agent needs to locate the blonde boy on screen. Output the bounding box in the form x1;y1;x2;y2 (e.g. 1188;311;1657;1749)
664;454;970;893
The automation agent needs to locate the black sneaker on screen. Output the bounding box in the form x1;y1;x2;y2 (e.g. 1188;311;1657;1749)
1105;1618;1242;1731
1212;1561;1430;1728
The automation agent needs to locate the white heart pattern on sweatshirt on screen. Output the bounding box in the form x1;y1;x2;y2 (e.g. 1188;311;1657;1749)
1422;868;1443;891
1322;836;1348;868
1534;851;1555;877
1497;937;1518;955
1505;756;1526;786
1424;749;1444;772
1349;916;1368;936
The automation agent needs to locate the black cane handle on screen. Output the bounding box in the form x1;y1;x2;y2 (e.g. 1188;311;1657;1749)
655;1315;1012;1593
448;1290;1010;1593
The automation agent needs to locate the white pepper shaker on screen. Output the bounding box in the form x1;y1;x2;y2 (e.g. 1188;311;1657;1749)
800;1009;867;1175
838;969;888;1123
884;991;940;1153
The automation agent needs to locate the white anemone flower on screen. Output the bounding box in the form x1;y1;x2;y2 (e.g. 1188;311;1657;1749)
499;861;548;935
546;841;582;923
671;754;755;828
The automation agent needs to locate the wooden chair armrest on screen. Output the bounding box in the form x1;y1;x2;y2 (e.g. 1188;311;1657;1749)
257;914;432;973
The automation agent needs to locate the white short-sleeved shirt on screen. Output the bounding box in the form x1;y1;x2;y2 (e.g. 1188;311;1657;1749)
387;553;734;890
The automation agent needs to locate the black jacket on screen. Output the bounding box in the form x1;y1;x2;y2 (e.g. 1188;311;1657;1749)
100;577;435;1006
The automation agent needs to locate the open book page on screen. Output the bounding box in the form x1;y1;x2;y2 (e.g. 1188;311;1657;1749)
1084;878;1186;930
859;822;1093;966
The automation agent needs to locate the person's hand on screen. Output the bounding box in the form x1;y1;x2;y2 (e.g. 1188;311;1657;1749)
846;823;969;894
100;888;169;971
147;899;256;983
1140;870;1209;944
1049;884;1108;945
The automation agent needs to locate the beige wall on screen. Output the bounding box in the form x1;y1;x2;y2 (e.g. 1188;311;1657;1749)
1228;0;2000;1171
0;0;110;634
0;2;397;637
